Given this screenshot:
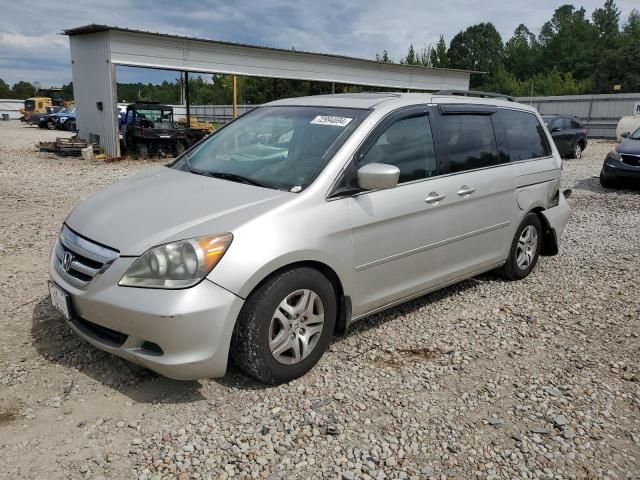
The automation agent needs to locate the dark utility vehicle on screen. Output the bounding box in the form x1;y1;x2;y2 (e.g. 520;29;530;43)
121;103;186;157
542;115;588;159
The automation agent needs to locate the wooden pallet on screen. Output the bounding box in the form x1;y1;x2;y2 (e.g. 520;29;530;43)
38;137;100;156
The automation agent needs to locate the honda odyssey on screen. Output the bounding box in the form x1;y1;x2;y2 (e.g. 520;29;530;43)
49;92;571;384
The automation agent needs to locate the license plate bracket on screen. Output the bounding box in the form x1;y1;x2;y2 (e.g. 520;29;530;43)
48;281;71;321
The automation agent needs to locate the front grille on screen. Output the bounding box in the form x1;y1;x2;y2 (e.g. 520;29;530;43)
54;225;119;289
621;154;640;167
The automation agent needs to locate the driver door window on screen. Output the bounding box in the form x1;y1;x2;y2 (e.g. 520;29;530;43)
359;114;437;183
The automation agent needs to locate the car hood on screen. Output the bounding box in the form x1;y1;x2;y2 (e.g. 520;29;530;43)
616;138;640;155
65;167;293;255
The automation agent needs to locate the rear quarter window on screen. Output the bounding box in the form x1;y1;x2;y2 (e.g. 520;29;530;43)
496;109;551;161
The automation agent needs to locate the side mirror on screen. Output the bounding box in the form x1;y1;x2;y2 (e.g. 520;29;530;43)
621;131;630;138
357;163;400;190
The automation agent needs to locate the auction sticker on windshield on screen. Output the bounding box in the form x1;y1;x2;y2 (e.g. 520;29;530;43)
310;115;353;127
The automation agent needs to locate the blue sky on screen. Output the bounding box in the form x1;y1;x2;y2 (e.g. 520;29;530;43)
0;0;638;87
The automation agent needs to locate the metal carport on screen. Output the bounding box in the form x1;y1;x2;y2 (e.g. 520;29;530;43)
63;24;473;156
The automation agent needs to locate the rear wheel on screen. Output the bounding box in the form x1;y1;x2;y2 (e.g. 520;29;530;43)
174;141;185;156
135;142;148;158
499;213;542;281
571;142;583;159
231;268;337;384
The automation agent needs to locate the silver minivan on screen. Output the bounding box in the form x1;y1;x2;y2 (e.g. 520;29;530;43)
49;92;571;384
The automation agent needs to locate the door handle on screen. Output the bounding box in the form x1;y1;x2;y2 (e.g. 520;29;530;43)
424;192;445;204
457;185;476;197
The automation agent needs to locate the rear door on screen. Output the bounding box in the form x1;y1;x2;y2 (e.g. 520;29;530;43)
429;105;516;277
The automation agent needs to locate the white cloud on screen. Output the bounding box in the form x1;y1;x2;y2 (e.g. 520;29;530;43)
0;32;67;49
0;0;638;86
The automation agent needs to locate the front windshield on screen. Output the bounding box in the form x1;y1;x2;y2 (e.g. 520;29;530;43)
136;108;173;123
629;127;640;140
179;106;368;191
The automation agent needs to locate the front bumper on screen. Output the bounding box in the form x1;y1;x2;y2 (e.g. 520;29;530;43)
49;243;244;380
601;158;640;182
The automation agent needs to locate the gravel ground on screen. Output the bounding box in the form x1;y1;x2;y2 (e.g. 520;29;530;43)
0;120;639;480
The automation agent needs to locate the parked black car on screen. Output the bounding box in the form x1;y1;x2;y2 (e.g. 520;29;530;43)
599;127;640;188
29;106;64;128
542;115;588;159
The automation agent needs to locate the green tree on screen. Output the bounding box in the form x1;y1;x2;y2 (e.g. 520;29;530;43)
504;24;539;80
537;5;598;80
11;81;36;99
429;35;449;68
375;50;392;63
591;0;623;92
0;78;12;98
401;44;418;65
599;9;640;92
592;0;620;46
447;22;504;88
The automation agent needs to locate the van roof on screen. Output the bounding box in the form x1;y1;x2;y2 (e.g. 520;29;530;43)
267;92;536;112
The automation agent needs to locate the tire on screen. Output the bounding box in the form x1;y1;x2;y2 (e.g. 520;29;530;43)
174;141;185;156
571;142;583;159
46;119;56;130
135;142;148;158
66;120;76;132
231;267;337;384
498;213;543;281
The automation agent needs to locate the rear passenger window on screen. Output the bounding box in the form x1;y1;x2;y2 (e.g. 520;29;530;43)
359;114;437;183
441;115;499;173
570;119;581;129
496;109;551;161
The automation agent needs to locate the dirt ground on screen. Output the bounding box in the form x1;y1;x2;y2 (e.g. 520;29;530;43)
0;120;639;480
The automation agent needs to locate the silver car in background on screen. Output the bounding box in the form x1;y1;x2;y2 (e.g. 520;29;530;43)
49;92;571;384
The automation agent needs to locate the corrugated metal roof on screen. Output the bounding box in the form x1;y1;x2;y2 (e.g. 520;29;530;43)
62;24;478;76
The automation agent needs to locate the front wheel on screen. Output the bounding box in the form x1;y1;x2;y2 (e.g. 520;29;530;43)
231;268;337;384
498;213;542;281
46;119;56;130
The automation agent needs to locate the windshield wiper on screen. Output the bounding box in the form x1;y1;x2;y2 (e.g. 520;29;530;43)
185;161;266;188
207;171;273;188
184;157;279;189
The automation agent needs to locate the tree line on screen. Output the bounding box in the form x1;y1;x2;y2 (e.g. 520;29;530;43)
2;1;638;103
379;1;640;96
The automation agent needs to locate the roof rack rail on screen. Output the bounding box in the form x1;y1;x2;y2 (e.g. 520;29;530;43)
434;90;516;102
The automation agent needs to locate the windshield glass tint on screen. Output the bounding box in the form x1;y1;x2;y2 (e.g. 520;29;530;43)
181;106;368;191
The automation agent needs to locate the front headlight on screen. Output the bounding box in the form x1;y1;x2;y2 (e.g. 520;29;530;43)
119;233;232;289
607;150;621;162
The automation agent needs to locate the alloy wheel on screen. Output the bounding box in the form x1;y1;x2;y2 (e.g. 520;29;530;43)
574;144;582;159
516;225;538;270
269;289;325;365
